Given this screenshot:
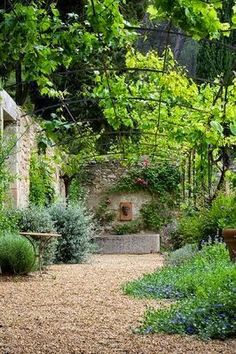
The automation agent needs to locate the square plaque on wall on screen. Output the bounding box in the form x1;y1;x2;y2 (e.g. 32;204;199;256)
120;202;132;221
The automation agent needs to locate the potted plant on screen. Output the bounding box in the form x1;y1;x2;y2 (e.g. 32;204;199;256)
211;193;236;262
222;227;236;262
218;219;236;262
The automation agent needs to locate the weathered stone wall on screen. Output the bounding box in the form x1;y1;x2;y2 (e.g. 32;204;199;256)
84;161;127;210
17;114;38;207
108;191;152;221
84;161;152;222
0;90;65;208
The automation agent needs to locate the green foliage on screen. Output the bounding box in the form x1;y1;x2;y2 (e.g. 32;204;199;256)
15;206;55;233
176;211;214;246
29;152;55;207
94;46;236;206
0;232;35;275
49;203;95;264
14;206;57;265
149;0;230;40
196;0;235;81
174;193;236;247
0;2;92;97
68;178;86;203
95;198;116;226
112;220;142;235
0;208;18;233
87;0;134;44
142;288;236;339
0;141;13;208
124;243;231;299
124;243;236;339
141;200;172;232
167;244;198;266
111;163;180;195
209;192;236;229
0;0;133;101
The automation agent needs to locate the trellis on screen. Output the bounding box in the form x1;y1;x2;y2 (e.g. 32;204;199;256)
1;0;236;204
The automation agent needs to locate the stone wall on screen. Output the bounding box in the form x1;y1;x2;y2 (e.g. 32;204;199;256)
0;90;65;208
17;114;38;207
83;161;152;223
84;161;127;211
108;191;152;221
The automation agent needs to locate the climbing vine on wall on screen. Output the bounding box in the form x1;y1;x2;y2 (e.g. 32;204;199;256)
111;162;180;196
29;151;55;207
0;140;14;208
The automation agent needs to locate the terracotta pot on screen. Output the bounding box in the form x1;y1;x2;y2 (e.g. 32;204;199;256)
223;229;236;262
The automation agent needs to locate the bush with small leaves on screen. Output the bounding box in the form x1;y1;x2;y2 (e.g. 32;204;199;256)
0;233;35;275
49;203;95;264
0;208;19;233
14;206;56;265
167;244;198;266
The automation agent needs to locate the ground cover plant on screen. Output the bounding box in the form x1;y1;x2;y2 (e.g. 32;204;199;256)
124;243;236;339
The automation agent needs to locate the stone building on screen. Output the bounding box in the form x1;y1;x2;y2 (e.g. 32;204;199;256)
0;90;64;207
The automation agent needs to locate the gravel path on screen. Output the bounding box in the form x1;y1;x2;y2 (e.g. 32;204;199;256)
0;254;235;354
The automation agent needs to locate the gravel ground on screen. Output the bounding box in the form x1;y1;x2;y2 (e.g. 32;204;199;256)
0;254;235;354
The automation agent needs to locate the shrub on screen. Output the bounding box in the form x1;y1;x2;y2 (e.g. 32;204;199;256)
167;244;198;266
209;193;236;229
173;193;236;247
0;208;19;233
15;206;56;265
0;233;35;275
49;203;95;263
112;220;142;235
141;201;171;231
177;210;217;246
15;206;55;233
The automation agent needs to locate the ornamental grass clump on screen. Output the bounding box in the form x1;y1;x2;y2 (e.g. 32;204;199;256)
0;233;35;275
124;243;236;339
49;203;95;264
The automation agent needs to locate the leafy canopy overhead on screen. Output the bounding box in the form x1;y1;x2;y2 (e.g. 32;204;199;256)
0;0;235;203
148;0;231;39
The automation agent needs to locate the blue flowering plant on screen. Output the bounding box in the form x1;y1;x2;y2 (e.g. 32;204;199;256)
124;243;236;339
